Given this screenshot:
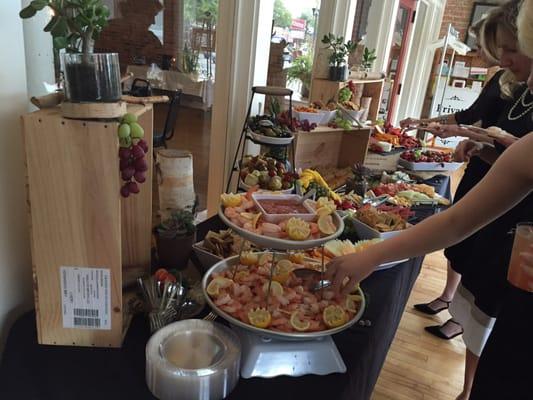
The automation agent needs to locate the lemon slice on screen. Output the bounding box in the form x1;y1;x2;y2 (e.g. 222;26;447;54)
317;197;335;210
316;206;334;217
258;253;273;266
247;308;271;328
240;251;259;266
317;214;336;235
220;193;242;208
323;305;347;328
262;280;284;296
273;259;293;284
286;217;311;241
345;294;362;313
251;212;262;229
288;252;306;264
206;277;233;297
290;311;311;331
234;271;250;281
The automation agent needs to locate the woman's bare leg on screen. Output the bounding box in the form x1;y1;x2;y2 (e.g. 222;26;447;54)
456;349;480;400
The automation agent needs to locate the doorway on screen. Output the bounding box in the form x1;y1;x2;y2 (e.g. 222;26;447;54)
382;0;417;123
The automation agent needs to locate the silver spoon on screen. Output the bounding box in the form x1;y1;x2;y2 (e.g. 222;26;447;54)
292;268;332;292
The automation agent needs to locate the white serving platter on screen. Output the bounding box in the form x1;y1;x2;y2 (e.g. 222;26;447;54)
398;158;463;172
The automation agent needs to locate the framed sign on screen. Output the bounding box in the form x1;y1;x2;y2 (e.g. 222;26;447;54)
465;2;499;49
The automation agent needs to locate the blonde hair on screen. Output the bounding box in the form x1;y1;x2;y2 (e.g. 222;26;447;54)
482;0;523;99
518;0;533;58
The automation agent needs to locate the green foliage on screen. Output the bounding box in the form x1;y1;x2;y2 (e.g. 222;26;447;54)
19;0;110;55
273;0;292;29
287;53;313;91
362;47;377;70
182;43;199;73
321;33;357;67
157;209;196;239
184;0;218;24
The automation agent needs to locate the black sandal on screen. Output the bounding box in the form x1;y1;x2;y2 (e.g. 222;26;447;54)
413;297;451;315
425;319;464;340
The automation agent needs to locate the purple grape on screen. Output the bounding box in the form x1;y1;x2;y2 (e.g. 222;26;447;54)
138;139;149;153
134;171;146;183
120;184;130;198
119;147;132;160
131;145;144;159
119;158;131;171
127;181;140;194
121;166;135;181
134;157;148;172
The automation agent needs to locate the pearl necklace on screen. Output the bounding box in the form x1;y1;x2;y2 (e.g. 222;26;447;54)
508;87;533;121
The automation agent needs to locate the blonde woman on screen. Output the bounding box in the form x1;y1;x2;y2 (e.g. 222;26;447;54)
327;1;533;398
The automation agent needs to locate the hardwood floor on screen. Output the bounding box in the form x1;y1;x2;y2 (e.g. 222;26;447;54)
373;251;466;400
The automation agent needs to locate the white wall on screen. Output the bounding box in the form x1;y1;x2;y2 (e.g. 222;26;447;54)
0;1;34;356
22;0;55;103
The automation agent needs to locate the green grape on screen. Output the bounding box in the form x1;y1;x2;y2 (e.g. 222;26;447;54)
130;122;145;139
121;113;138;124
118;123;131;139
119;136;132;148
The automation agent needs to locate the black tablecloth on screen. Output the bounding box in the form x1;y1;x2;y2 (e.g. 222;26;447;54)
0;176;451;400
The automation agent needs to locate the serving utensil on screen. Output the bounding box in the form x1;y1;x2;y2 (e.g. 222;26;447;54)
292;268;332;292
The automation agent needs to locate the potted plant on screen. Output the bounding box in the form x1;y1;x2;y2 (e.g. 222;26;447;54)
361;47;377;72
155;209;197;270
321;33;357;81
20;0;121;103
287;53;313;98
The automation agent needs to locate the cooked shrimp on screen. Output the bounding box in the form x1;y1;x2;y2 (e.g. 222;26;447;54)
262;222;282;237
215;293;232;306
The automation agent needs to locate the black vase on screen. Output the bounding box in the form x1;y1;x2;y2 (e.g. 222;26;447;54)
329;65;348;82
63;53;121;103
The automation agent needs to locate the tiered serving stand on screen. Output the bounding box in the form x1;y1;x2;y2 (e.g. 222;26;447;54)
201;201;368;378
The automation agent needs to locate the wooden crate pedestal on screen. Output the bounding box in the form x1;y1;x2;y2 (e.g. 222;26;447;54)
21;105;153;347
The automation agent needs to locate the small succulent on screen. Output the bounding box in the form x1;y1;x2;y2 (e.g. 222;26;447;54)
156;209;196;239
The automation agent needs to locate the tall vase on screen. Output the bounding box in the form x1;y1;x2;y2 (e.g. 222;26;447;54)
63;53;121;103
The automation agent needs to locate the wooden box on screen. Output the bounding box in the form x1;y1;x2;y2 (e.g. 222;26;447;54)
363;151;402;171
21;105;153;347
293;126;371;170
309;78;384;122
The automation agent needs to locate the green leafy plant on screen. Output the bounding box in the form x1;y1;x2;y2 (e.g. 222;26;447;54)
287;53;313;94
321;33;357;67
361;47;377;70
156;209;197;239
182;43;200;74
19;0;110;56
273;0;292;29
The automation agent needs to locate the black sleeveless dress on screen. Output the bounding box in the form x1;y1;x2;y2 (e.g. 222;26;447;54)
444;70;507;265
453;84;533;318
468;86;533;399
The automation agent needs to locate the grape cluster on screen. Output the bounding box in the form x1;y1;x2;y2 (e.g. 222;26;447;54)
298;119;317;132
307;181;329;198
117;113;149;197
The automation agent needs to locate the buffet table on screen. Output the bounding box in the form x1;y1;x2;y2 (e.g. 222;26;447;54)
0;177;451;400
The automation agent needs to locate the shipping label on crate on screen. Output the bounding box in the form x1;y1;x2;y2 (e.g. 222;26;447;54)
60;267;111;330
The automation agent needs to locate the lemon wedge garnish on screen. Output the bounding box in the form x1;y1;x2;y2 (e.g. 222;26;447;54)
248;308;271;328
290;311;311;331
323;305;347;328
206;277;233;297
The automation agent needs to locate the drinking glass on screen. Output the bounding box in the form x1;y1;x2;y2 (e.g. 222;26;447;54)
507;222;533;292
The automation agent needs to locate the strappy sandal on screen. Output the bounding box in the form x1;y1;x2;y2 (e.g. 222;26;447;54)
425;319;464;340
414;297;451;315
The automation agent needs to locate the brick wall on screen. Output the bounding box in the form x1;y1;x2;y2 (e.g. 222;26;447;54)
439;0;500;42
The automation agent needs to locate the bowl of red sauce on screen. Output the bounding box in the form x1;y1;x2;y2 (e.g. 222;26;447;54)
251;193;316;223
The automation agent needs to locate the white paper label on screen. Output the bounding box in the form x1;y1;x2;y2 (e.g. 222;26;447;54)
60;266;111;330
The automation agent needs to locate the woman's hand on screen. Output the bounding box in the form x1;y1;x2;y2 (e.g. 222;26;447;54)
400;117;421;129
424;124;463;138
454;140;484;162
325;252;380;295
459;125;519;147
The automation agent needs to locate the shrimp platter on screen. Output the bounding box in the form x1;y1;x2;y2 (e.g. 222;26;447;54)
203;252;365;339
